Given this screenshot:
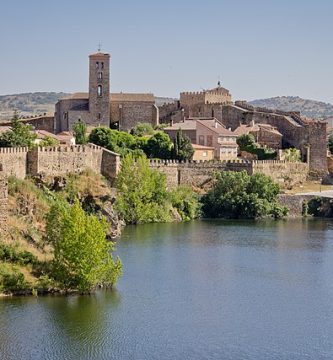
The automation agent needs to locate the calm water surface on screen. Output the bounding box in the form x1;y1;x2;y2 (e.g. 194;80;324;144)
1;219;333;359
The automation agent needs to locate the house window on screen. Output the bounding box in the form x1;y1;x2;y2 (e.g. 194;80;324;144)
203;151;207;157
98;113;101;120
97;85;102;97
199;135;204;145
98;72;103;80
207;135;213;147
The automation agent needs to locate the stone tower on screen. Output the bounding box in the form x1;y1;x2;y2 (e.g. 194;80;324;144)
89;52;111;126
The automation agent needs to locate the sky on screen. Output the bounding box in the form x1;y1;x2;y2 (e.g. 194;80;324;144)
0;0;332;103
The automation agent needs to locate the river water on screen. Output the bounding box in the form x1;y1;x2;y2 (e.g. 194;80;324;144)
1;219;333;359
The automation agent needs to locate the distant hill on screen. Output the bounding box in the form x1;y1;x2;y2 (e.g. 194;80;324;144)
0;92;69;120
249;96;333;119
0;92;176;121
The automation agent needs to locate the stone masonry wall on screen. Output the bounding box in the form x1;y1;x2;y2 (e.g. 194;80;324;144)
149;159;309;189
0;145;120;184
0;147;29;179
0;165;8;233
28;144;119;183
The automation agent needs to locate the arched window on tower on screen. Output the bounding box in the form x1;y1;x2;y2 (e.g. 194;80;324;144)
97;85;102;97
98;72;103;80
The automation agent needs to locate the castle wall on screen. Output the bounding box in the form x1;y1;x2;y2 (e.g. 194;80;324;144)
149;159;308;189
0;147;29;179
28;144;119;183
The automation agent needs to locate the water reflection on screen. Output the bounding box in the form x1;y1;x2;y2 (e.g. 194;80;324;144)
2;219;333;359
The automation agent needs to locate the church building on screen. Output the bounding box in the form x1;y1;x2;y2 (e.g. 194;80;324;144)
55;52;159;133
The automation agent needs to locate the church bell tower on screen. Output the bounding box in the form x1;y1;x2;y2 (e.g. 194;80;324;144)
89;51;110;127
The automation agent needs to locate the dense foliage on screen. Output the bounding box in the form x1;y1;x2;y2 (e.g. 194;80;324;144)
169;186;201;221
0;112;37;148
89;127;146;157
283;148;301;162
46;200;122;293
144;131;173;159
115;154;200;224
328;135;333;154
237;134;276;160
130;123;154;137
172;130;194;161
202;171;288;219
73;120;88;145
115;154;171;224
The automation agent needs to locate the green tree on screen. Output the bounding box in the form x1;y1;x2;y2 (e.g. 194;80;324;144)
0;111;37;148
73;120;88;145
39;135;59;147
115;154;171;224
169;186;200;221
46;200;122;293
201;171;288;219
144;131;173;159
172;130;194;161
328;135;333;154
283;148;301;162
236;133;256;149
130;123;154;136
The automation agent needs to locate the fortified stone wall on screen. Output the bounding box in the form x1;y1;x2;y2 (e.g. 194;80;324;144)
0;165;8;233
0;145;120;184
252;160;308;186
0;147;29;179
149;159;308;189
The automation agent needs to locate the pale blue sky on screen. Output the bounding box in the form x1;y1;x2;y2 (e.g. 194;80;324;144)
0;0;332;102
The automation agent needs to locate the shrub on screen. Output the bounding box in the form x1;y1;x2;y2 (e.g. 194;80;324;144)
169;186;200;221
143;131;173;159
130;123;154;136
115;154;171;224
172;130;194;161
73;120;88;145
201;171;288;219
46;200;122;293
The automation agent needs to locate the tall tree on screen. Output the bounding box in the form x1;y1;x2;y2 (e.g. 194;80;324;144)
172;130;194;161
73;120;88;145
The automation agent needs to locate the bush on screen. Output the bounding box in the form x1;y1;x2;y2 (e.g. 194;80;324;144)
46;200;122;293
0;242;38;265
143;131;173;159
115;154;172;224
169;186;201;221
130;123;154;136
201;171;288;219
0;266;28;292
73;120;88;145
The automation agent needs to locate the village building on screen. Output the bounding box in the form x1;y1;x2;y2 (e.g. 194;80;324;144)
163;120;197;143
234;122;282;150
196;119;238;160
191;144;215;161
35;130;75;146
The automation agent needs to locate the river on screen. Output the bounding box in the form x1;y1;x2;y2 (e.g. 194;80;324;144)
1;219;333;359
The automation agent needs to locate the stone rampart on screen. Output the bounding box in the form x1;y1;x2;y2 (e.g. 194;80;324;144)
252;160;308;186
0;147;29;179
0;145;120;184
149;159;309;189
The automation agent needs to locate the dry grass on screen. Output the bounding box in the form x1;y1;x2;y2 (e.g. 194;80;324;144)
284;181;333;194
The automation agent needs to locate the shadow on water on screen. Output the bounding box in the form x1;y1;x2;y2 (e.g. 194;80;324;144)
0;290;121;360
120;218;332;252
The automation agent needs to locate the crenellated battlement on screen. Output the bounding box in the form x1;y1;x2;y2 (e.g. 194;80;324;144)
0;147;29;154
